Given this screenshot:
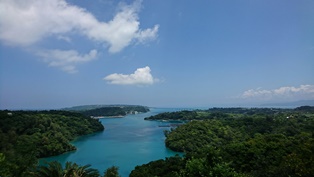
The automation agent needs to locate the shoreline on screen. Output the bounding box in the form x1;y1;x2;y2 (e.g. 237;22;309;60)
91;111;149;119
91;115;125;119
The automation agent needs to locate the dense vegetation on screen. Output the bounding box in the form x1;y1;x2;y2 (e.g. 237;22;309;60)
144;107;303;121
0;110;104;177
81;107;127;117
35;161;120;177
131;106;314;177
2;106;314;176
120;105;150;114
145;110;199;121
64;105;150;117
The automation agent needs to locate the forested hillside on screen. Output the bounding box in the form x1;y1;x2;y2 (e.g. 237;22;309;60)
131;106;314;177
81;107;127;117
1;107;313;177
0;110;104;176
64;105;150;117
144;107;298;121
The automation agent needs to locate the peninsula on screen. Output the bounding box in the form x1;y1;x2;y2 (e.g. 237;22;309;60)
63;105;150;118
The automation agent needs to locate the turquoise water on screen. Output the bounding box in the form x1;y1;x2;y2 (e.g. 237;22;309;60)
40;108;186;177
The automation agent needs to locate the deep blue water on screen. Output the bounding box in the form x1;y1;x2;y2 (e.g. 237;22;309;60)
40;108;187;177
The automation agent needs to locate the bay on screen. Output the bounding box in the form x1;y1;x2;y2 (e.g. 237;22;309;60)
40;108;187;177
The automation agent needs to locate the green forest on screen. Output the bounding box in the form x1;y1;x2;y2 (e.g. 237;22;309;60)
64;105;150;117
131;106;314;177
1;106;314;176
0;110;104;177
81;107;127;117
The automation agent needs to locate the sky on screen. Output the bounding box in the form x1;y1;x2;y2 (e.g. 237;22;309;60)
0;0;313;109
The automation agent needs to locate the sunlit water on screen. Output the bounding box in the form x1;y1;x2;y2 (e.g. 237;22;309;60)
40;108;188;176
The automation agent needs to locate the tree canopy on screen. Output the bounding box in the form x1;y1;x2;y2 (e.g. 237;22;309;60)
132;106;314;177
1;106;314;177
0;110;104;177
64;105;150;117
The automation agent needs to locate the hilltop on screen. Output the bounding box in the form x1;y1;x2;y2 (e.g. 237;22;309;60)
63;105;150;117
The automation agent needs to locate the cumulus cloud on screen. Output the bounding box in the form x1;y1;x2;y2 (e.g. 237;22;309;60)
240;85;314;101
37;49;97;73
0;0;159;72
0;0;158;52
104;66;158;85
136;25;159;44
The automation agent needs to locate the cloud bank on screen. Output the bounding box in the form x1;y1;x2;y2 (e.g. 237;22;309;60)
104;66;158;85
0;0;159;72
240;85;314;101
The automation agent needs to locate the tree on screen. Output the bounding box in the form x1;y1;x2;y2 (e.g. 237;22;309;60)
103;166;120;177
36;161;64;177
36;161;100;177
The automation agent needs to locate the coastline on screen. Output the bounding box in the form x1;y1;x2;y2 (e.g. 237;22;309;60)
91;115;125;119
38;129;105;165
39;108;180;177
90;111;149;119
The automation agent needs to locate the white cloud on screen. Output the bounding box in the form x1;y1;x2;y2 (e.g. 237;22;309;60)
104;66;158;85
0;0;159;73
37;49;97;73
240;85;314;101
0;0;158;53
136;25;159;44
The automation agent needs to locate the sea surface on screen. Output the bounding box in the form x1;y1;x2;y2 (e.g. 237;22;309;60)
40;108;189;177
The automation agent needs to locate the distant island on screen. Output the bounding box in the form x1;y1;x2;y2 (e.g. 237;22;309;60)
63;105;150;118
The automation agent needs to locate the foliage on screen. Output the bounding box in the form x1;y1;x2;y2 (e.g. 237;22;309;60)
81;107;126;117
36;161;100;177
145;111;199;121
64;105;150;117
1;106;313;177
145;107;299;121
35;161;123;177
130;155;185;177
130;150;246;177
133;106;314;177
164;120;240;152
119;105;150;114
0;110;104;177
103;166;120;177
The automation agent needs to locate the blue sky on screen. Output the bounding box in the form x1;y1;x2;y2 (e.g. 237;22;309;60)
0;0;313;109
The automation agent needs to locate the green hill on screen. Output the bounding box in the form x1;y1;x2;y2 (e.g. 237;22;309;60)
64;105;150;117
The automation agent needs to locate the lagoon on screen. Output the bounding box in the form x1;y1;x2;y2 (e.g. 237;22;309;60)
40;108;186;177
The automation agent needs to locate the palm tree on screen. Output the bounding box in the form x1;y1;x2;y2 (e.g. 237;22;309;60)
36;161;100;177
36;161;63;177
64;162;100;177
103;166;120;177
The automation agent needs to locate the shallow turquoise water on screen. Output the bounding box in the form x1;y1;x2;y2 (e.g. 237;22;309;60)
40;108;186;176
